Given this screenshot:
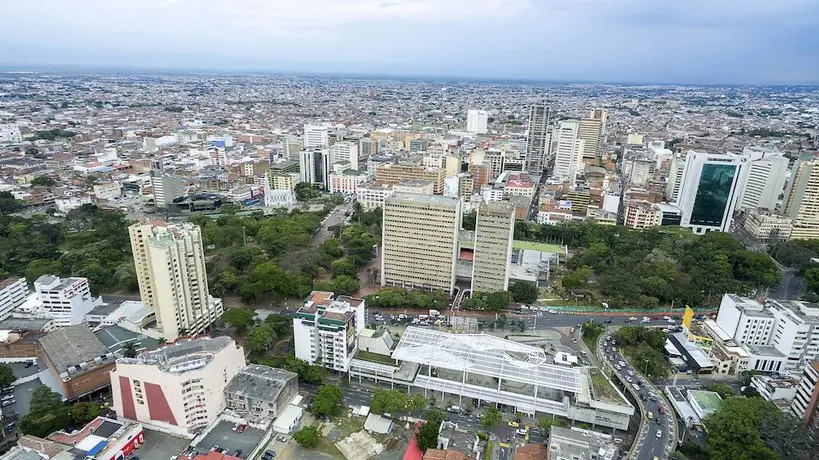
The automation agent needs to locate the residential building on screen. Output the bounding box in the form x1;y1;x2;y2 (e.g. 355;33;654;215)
749;374;800;402
552;121;585;183
485;148;506;180
624;201;662;229
676;151;746;234
791;361;819;429
589;107;608;135
356;183;395;210
129;220;223;341
467;163;490;191
267;171;298;190
525;104;551;173
741;210;792;241
393;179;435;195
737;148;788;212
224;364;298;424
293;291;366;372
0;277;28;321
39;325;116;399
381;194;461;294
547;426;617;460
303;123;329;148
374;164;446;194
34;275;102;328
466;109;488;134
111;336;245;435
666;152;687;203
785;158;819;240
471;201;514;293
577;117;603;159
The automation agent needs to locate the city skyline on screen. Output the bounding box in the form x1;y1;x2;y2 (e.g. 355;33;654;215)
1;0;818;85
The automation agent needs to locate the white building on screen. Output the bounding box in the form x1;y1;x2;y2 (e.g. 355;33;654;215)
791;361;819;429
330;141;360;170
0;277;29;321
666;152;687;203
93;182;122;200
552;121;585;183
293;291;366;372
299;148;331;187
741;210;792;241
111;336;246;436
466;109;489;134
33;275;102;328
737;147;789;212
716;294;777;346
264;188;297;208
0;124;23;143
749;374;800;402
55;196;93;213
329;170;370;194
303;123;330;148
356;183;395;210
676;151;746;234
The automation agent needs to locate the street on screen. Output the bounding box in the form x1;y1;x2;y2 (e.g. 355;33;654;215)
310;202;353;246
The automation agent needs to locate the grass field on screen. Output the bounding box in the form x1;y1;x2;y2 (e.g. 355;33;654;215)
512;240;566;253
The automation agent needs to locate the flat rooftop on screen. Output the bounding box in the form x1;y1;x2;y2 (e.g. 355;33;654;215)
386;192;459;207
39;325;112;374
689;390;724;414
118;336;234;373
225;364;297;402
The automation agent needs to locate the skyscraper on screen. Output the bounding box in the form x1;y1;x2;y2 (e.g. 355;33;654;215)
381;194;461;294
471;201;515;293
785;157;819;240
676;151;747;234
329;141;360;170
737;147;789;212
303;123;329;148
129;220;223;340
666;152;687;203
589;107;608;135
578;117;604;159
551;121;585;182
466;109;489;134
525;104;552;173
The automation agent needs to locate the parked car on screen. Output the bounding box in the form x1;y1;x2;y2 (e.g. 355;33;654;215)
237;424;247;433
1;399;15;407
656;430;663;438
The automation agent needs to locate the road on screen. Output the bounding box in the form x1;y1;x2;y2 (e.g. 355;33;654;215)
769;267;804;300
310;202;353;246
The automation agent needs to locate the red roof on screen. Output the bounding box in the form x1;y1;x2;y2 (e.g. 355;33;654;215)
404;422;424;460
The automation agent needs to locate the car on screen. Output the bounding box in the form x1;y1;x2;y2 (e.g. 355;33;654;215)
237;424;247;433
613;364;621;370
571;338;577;343
647;411;653;420
516;428;528;436
210;446;219;452
632;383;640;391
508;420;520;428
1;394;14;402
262;451;276;460
611;346;617;352
233;423;240;431
656;418;662;424
234;450;242;458
626;376;633;383
1;399;15;407
656;430;663;438
658;406;664;414
627;369;634;376
604;319;612;324
618;361;626;367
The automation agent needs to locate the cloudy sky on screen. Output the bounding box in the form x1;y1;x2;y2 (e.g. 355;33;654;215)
0;0;817;84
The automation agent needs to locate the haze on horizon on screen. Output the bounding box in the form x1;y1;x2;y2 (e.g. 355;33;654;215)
1;0;818;85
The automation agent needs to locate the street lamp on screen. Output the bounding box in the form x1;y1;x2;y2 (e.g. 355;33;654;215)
643;358;650;376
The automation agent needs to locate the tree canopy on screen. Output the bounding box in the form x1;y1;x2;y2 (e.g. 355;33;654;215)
19;385;100;438
417;410;446;452
615;326;673;378
311;384;343;417
293;425;320;448
0;364;14;389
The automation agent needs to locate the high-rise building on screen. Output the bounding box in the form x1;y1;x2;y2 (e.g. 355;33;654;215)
284;136;305;162
330;141;360;170
666;152;687;203
791;361;819;429
128;221;223;340
34;275;102;328
293;291;365;372
359;137;377;158
150;173;186;208
785;158;819;240
0;277;28;321
303;123;329;148
466;109;489;134
374;164;446;194
552;121;585;183
381;194;461;294
299;148;331;187
471;201;515;293
111;336;245;435
737;147;789;212
578;117;604;159
589;107;608;135
676;151;746;234
525;104;552;173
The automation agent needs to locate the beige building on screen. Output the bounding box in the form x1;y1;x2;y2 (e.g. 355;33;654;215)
111;336;245;436
328;170;369;194
394;179;435;195
129;221;223;341
471;201;515;293
785;158;819;240
356;182;395;210
267;172;298;190
624;201;662;229
374;164;446;194
742;210;793;241
381;194;461;294
578;117;604;159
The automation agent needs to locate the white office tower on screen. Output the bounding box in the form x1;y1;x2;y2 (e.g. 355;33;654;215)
33;275;102;328
129;221;223;341
330;141;360;170
0;277;29;321
293;291;366;372
525;104;552;173
666;152;687;203
785;157;819;240
299;148;331;187
676;151;746;234
303;123;330;148
737;147;789;212
551;121;586;183
471;201;515;293
578;117;604;159
466;109;489;134
381;194;462;295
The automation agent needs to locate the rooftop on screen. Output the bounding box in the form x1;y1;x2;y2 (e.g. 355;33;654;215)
548;426;617;460
386;192;460;207
225;364;297;402
39;325;113;375
688;390;724;414
118;336;235;373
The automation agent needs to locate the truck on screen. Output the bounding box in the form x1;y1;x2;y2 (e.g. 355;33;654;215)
429;309;440;317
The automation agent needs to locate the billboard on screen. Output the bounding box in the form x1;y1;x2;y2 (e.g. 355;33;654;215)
682;305;694;329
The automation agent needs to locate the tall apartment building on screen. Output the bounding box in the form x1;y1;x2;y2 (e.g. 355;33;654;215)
578;117;604;159
303;123;329;148
374;164;446;194
677;151;746;234
381;194;461;294
0;277;29;321
552;121;585;183
129;221;223;341
471;201;515;293
589;108;608;135
150;173;186;208
293;291;366;372
33;275;102;328
624;201;662;229
267;171;298;190
785;158;819;240
485;149;506;180
791;361;819;429
359;137;377;158
525;104;552;173
737;148;789;212
466;109;489;134
111;336;245;435
666;152;687;203
329;141;360;170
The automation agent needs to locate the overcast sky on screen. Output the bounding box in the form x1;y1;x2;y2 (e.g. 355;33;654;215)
1;0;817;84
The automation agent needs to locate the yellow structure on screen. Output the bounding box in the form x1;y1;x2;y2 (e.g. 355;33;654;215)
682;305;694;329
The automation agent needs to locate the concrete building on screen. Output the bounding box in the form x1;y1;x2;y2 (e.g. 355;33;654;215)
328;170;369;194
676;151;746;234
267;171;298;191
552;121;585;183
303;123;329;148
298;148;330;187
16;417;145;460
39;325;116;399
577;117;604;160
93;182;122;200
374;164;446;194
224;364;298;424
329;141;360;170
791;361;819;429
34;275;102;328
0;277;29;321
785;158;819;240
129;221;223;341
111;336;246;435
471;201;514;293
741;210;793;241
737;148;789;212
381;194;461;294
749;374;800;402
394;179;435;195
356;183;395;210
466;109;488;134
293;291;366;372
525;104;552;173
624;201;662;229
666;152;687;203
547;426;617;460
716;295;777;346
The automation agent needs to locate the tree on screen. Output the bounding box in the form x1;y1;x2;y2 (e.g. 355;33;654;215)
370;389;407;415
562;274;582;290
509;282;538;304
417;410;445;452
30;176;56;187
246;324;277;354
222;308;257;333
294;183;318;201
312;384;343;417
70;402;101;424
481;406;501;431
405;393;427;416
121;342;138;358
704;397;779;460
229;247;254;270
0;191;23;215
293;425;320;448
0;364;13;389
330;274;360;295
706;383;735;400
331;258;358;278
29;385;63;414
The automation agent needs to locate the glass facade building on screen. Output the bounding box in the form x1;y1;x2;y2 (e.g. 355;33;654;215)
689;163;738;227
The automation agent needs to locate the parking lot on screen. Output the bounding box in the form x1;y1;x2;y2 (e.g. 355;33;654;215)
194;420;266;459
138;429;190;460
